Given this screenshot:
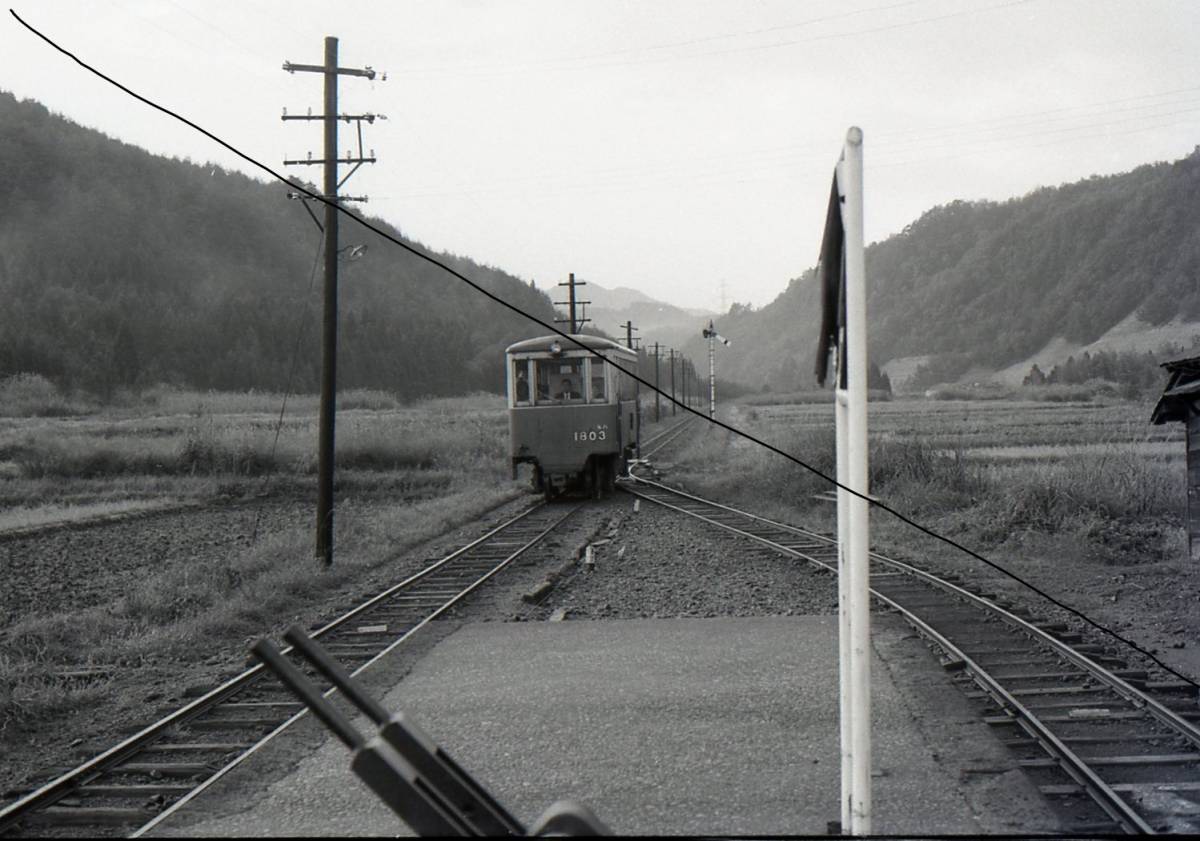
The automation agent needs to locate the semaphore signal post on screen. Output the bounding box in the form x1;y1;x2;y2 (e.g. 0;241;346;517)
282;37;381;567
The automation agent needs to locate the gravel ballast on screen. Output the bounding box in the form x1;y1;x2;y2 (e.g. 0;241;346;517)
152;490;1060;837
516;494;838;621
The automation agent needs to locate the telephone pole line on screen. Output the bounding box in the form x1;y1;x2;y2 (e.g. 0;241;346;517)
668;349;677;417
651;342;662;423
283;37;380;567
555;273;590;333
681;359;688;408
621;320;641;460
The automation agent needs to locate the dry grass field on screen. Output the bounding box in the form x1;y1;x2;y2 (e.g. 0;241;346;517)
667;396;1198;680
0;386;523;761
0;384;510;515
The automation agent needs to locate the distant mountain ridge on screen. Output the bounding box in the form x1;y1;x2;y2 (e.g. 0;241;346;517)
583;284;654;310
0;91;558;397
566;281;717;352
676;149;1200;391
7;88;1197;399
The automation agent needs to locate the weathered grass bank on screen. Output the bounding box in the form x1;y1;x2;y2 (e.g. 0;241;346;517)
0;388;520;742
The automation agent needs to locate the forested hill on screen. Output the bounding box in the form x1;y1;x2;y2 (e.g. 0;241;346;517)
0;92;558;398
681;148;1200;391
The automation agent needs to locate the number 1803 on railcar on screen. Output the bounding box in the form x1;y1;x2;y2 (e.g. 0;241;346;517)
506;334;639;499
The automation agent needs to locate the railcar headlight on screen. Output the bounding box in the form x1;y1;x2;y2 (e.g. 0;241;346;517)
550;341;562;355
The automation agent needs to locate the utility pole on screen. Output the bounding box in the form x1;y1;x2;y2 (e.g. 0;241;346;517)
621;320;641;460
622;320;638;350
651;342;662;423
283;38;380;567
668;349;677;417
555;273;590;333
682;361;688;408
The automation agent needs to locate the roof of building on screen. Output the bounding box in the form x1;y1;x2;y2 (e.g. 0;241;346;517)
1151;354;1200;424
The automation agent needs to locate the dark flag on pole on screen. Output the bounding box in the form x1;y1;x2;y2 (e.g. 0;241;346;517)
814;171;846;388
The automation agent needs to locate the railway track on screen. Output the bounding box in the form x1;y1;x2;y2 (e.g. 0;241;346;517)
620;471;1200;834
0;501;580;838
636;415;695;457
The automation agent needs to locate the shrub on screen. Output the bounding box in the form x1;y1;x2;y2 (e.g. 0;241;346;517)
338;389;400;411
974;442;1183;540
0;373;91;417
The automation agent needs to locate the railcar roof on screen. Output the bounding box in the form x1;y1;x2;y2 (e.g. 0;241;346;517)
506;334;636;357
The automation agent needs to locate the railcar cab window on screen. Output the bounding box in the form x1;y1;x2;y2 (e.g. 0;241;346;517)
589;359;608;403
512;360;532;406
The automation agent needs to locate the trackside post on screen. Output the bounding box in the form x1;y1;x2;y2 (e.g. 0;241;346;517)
838;126;872;835
835;387;852;830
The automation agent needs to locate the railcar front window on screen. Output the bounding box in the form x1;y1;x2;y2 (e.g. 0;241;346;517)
536;358;583;403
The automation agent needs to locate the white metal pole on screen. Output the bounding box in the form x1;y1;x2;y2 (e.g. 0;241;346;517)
708;330;716;419
835;388;853;830
842;125;872;836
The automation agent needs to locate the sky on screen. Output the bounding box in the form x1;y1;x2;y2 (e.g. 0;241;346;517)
4;1;1200;311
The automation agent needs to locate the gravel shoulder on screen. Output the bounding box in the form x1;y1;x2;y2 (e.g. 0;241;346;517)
0;499;306;629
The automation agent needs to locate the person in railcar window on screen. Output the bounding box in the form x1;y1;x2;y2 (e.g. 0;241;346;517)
514;363;530;403
557;378;581;401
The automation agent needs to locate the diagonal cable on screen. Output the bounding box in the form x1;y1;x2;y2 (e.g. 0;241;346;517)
11;7;1195;689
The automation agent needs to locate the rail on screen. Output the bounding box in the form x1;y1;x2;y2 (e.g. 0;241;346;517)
0;501;581;837
620;470;1199;834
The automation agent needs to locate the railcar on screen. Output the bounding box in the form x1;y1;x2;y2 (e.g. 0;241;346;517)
506;334;639;498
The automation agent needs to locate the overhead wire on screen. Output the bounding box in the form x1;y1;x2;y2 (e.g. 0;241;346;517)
390;0;1043;79
568;0;1042;72
369;88;1200;203
11;8;1197;690
391;0;930;77
250;231;323;544
403;83;1200;200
